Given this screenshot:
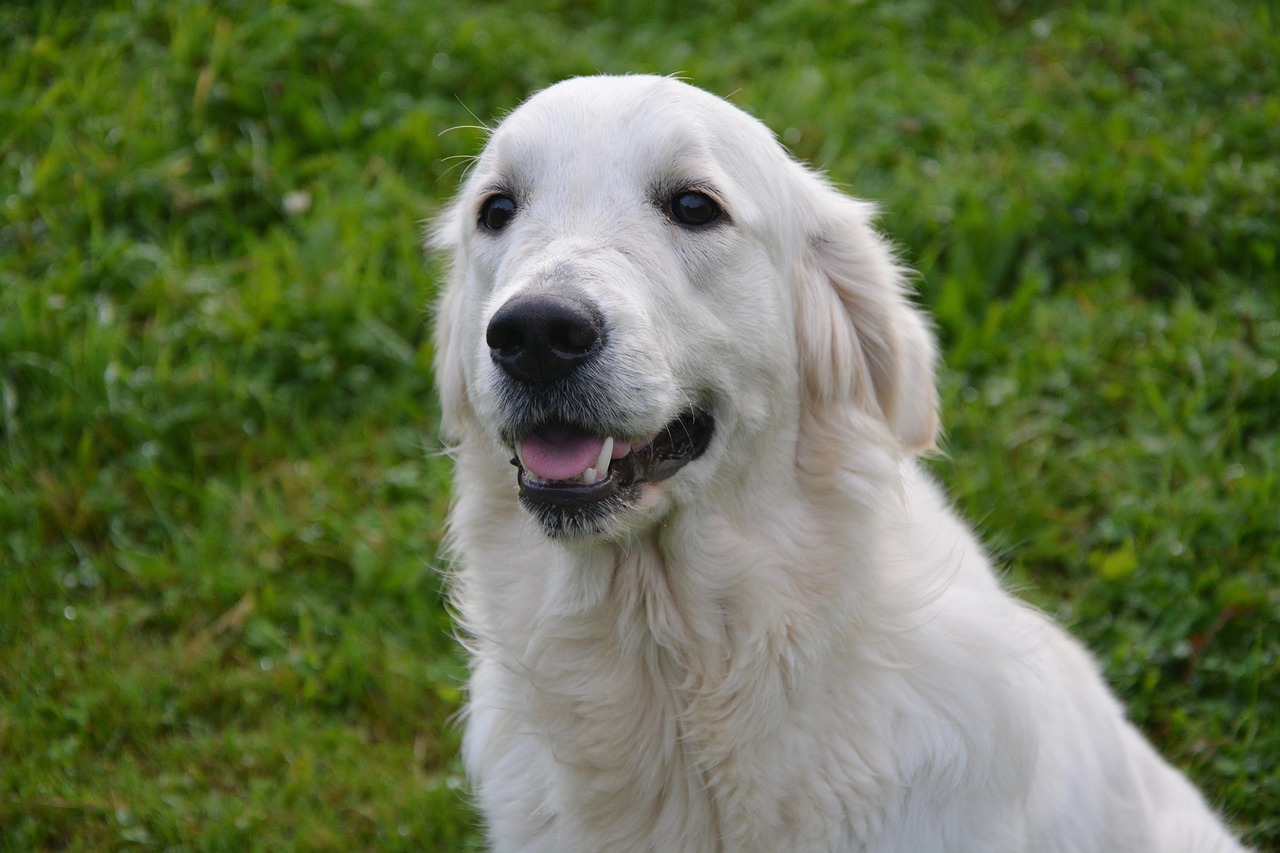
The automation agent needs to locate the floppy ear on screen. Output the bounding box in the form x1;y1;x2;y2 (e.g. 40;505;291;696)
428;204;474;441
794;188;939;455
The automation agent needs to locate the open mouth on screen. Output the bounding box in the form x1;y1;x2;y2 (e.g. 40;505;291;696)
510;409;714;522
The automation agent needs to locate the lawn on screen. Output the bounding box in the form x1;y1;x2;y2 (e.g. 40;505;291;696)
1;1;1277;850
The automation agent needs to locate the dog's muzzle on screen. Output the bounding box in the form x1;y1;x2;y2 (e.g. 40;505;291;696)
485;291;713;536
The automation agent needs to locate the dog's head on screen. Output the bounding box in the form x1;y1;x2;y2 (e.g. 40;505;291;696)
432;75;937;539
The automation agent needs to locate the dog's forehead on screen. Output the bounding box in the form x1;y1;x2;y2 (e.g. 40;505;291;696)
480;76;771;184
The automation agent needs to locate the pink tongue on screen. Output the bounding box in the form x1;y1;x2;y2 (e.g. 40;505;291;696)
520;427;606;481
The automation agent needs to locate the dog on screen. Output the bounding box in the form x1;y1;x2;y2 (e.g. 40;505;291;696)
431;74;1245;852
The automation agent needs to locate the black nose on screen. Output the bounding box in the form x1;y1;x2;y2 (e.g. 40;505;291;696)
486;293;604;389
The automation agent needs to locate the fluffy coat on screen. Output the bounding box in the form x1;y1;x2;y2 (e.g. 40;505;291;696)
431;74;1245;852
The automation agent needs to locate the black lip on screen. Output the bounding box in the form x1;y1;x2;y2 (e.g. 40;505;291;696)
512;409;714;532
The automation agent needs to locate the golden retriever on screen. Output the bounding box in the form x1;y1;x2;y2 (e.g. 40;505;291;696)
431;75;1245;852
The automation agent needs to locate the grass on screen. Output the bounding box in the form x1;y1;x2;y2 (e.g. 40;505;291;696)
1;0;1276;849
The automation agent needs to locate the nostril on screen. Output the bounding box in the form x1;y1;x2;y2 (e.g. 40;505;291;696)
550;317;600;357
486;293;604;389
485;315;525;355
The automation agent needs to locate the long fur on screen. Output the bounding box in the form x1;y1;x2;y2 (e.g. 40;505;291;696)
431;74;1245;852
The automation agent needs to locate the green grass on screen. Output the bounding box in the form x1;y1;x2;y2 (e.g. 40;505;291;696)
2;1;1277;849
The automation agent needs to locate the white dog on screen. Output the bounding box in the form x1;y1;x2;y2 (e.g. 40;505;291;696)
431;75;1245;852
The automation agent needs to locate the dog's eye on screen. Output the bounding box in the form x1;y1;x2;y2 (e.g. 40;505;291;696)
479;194;517;231
668;191;723;228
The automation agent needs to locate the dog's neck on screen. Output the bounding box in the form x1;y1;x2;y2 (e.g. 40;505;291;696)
448;407;909;676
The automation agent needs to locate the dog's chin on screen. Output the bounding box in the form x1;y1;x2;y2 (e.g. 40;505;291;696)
509;409;714;540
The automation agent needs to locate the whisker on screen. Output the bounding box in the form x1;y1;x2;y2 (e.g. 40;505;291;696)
438;123;492;137
438;154;479;184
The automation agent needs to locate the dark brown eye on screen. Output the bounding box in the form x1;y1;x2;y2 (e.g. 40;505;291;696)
479;194;517;231
668;191;723;227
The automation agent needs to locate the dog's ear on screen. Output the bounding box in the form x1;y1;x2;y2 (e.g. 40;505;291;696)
428;207;474;440
794;188;938;455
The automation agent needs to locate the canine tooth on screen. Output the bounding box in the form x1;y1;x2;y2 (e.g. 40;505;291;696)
582;467;598;485
515;442;527;470
596;437;614;474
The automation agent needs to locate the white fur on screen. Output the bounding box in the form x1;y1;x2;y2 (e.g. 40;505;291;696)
431;75;1245;852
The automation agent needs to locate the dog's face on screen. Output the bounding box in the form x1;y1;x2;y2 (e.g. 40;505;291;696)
434;76;938;539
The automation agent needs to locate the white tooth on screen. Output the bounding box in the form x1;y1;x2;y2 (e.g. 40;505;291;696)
582;467;597;485
596;437;614;476
515;442;527;469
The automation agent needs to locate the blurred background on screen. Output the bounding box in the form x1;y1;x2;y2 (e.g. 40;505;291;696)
1;1;1276;849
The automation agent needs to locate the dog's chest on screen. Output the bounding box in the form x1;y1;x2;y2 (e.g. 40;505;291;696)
495;579;890;852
